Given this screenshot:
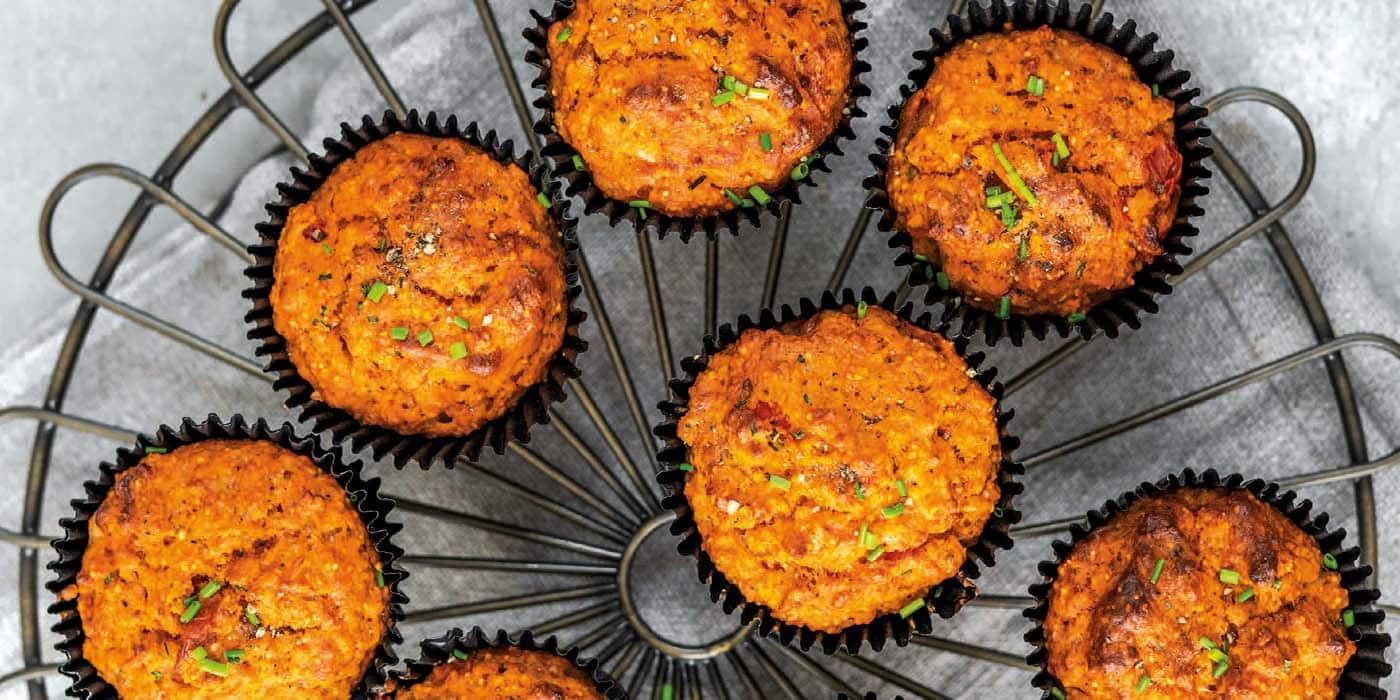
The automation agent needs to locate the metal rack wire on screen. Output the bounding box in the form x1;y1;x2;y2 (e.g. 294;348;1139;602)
1;0;1395;697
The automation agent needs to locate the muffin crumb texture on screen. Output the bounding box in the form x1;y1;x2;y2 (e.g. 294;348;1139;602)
71;439;390;699
1045;488;1355;699
677;307;1002;632
271;132;568;437
394;646;603;700
547;0;853;217
889;26;1181;317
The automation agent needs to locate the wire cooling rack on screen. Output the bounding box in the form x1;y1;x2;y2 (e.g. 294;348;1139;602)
2;0;1397;698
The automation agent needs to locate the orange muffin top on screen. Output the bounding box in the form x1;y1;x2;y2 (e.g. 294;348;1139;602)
888;26;1180;317
1045;488;1355;699
546;0;853;217
271;131;568;437
394;647;603;700
71;439;390;699
676;306;1003;632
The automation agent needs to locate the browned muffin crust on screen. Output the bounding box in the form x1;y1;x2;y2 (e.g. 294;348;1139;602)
270;132;568;437
677;306;1002;632
69;439;390;698
546;0;853;217
1045;488;1355;699
394;647;604;700
889;26;1180;317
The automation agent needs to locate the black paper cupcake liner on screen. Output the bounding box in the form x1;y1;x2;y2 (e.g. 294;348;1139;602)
243;109;588;469
523;0;872;242
386;627;625;699
864;0;1212;345
46;413;408;700
654;288;1024;654
1024;468;1392;699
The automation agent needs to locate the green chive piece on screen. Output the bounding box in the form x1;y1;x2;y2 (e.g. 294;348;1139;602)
366;281;387;303
677;463;694;472
859;523;875;549
935;271;950;290
748;185;771;206
1051;689;1066;700
882;503;905;518
1067;312;1087;323
747;87;771;100
152;671;162;680
453;649;469;661
896;479;907;497
449;342;467;360
1150;558;1165;584
898;598;925;619
734;81;749;96
1152;83;1161;97
1237;587;1256;603
192;646;208;661
179;600;201;624
1199;636;1216;650
721;75;736;91
1135;674;1151;692
854;481;866;500
556;26;573;43
712;91;735;107
1027;75;1045;96
416;329;434;347
1323;553;1339;570
791;160;810;180
661;683;674;700
1052;133;1071;159
741;197;756;208
199;581;223;599
1272;578;1283;590
1283;659;1293;672
390;326;409;341
1218;568;1241;585
1343;609;1355;627
856;300;869;319
1207;648;1229;663
1052;152;1062;168
572;154;585;171
992;142;1039;208
999;202;1017;228
198;658;230;677
760;133;772;151
245;607;260;627
1018;238;1029;260
724;188;743;206
768;474;791;491
629;200;651;209
320;243;334;255
378;237;388;251
452;316;470;329
996;295;1012;320
867;545;886;562
1212;660;1230;678
145;446;168;455
375;569;386;588
536;192;551;208
223;649;246;664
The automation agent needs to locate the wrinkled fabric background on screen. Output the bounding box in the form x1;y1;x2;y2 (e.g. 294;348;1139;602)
1;1;1397;697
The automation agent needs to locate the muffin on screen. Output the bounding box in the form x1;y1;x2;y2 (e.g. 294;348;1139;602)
57;435;394;698
542;0;856;219
268;129;569;439
673;303;1004;633
394;646;604;699
1042;487;1355;699
886;25;1181;319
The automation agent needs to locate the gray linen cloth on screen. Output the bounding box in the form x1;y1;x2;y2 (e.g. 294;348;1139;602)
1;1;1396;698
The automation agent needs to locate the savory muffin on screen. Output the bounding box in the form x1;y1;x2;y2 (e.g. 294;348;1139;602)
1043;488;1355;699
70;439;391;698
676;305;1003;632
545;0;854;217
270;131;568;437
394;646;604;699
887;26;1180;318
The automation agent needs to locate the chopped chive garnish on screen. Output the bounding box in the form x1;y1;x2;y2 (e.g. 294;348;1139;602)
1052;133;1071;159
416;329;434;347
1218;568;1241;585
556;26;572;43
999;202;1017;228
320;243;334;256
741;197;755;208
748;185;771;206
453;648;469;661
913;253;928;262
378;237;387;251
677;463;694;472
856;300;869;319
661;683;674;700
449;342;467;360
1027;75;1045;96
689;175;707;189
986;185;1003;195
760;133;772;151
1051;689;1066;700
223;649;246;664
1212;660;1230;678
199;581;222;599
1323;553;1339;570
1207;648;1228;663
192;646;208;660
536;192;551;208
1283;659;1293;672
712;91;735;107
629;200;651;209
935;271;950;290
867;545;885;562
724;188;743;206
898;598;925;619
747;87;770;100
768;474;791;491
721;75;736;91
366;281;387;303
1343;609;1355;627
452;316;470;329
1018;238;1029;260
145;446;168;455
791;160;810;180
245;607;260;627
896;479;907;497
198;658;230;677
1152;83;1161;97
859;523;875;549
1272;578;1283;590
152;671;162;680
1237;587;1256;603
1135;674;1151;692
992;142;1038;208
375;569;385;588
882;503;905;518
1052;152;1061;168
572;154;585;171
179;600;201;624
854;481;866;500
390;326;409;341
734;81;749;96
1199;636;1216;650
996;295;1012;320
1066;312;1087;323
1150;558;1165;584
